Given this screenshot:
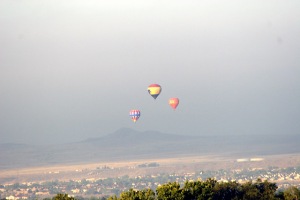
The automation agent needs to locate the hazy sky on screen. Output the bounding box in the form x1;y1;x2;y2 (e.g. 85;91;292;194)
1;0;300;145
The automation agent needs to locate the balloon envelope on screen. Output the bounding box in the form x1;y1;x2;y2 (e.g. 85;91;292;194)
129;109;141;122
147;84;161;99
169;98;179;110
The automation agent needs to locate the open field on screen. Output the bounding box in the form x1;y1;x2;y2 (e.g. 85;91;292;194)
1;153;300;184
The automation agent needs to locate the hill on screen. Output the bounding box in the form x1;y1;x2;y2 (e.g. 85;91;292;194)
1;128;300;169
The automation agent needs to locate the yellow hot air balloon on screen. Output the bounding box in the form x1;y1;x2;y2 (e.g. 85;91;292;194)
147;84;161;99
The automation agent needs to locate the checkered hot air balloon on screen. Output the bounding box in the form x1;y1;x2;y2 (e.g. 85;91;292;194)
129;109;141;123
147;84;161;99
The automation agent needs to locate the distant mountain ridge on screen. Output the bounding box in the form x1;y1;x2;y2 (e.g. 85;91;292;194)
1;128;300;169
83;128;196;147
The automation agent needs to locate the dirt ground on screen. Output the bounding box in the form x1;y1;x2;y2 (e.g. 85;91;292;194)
1;153;300;184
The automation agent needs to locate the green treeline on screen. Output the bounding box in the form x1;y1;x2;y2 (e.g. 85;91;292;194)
107;178;300;200
44;178;300;200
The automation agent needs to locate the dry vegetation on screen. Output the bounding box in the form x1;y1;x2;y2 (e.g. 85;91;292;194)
1;153;300;184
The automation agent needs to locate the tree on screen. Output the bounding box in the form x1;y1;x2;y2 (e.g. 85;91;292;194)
197;178;217;200
284;186;300;200
141;188;156;200
182;179;216;200
255;179;278;200
118;188;155;200
156;182;183;200
52;194;76;200
274;190;284;200
240;181;260;200
241;179;278;200
212;181;242;200
107;195;118;200
182;180;204;200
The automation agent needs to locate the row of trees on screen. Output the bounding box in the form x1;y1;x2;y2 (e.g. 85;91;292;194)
107;179;300;200
31;179;300;200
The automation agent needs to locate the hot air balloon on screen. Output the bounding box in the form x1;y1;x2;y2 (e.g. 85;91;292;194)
147;84;161;99
129;109;141;122
169;98;179;110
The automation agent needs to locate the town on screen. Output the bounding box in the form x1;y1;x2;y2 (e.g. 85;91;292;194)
1;163;300;200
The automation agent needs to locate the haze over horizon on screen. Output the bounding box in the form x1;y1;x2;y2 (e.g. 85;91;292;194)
1;1;300;145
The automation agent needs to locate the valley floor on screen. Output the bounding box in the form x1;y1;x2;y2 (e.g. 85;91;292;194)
1;153;300;184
